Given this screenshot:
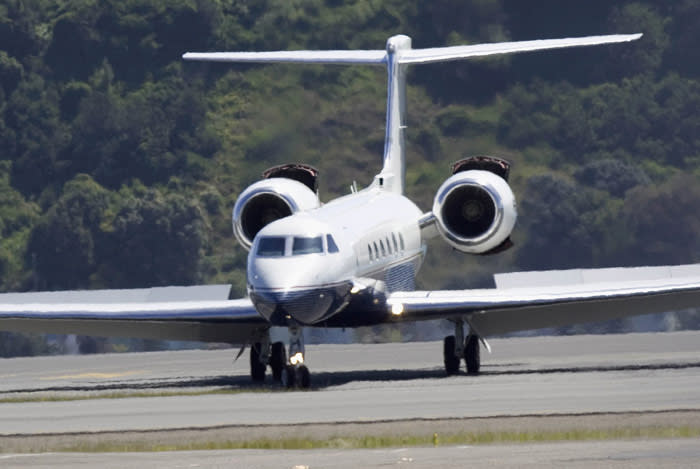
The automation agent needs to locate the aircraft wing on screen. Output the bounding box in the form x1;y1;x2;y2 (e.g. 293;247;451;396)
386;264;700;336
0;285;267;344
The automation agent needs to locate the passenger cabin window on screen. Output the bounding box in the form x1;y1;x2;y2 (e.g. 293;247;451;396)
379;240;386;257
327;234;340;253
368;245;373;261
392;233;398;252
257;237;286;257
399;233;405;251
373;242;379;260
293;236;323;255
386;237;392;254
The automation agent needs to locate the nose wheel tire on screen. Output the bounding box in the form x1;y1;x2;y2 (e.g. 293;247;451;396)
281;365;296;388
282;364;311;389
443;335;460;376
298;365;311;388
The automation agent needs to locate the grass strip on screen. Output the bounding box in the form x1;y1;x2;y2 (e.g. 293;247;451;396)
19;425;700;453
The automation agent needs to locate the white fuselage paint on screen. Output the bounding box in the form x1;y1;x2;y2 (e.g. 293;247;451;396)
247;186;424;324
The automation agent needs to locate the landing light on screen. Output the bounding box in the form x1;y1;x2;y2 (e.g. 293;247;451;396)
290;352;304;365
391;303;404;316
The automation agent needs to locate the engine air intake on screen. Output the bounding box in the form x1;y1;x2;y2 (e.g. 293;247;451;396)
233;176;320;250
239;193;293;241
432;169;517;254
442;185;496;238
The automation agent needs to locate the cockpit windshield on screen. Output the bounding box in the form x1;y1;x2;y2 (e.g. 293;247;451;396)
326;234;339;253
257;237;286;257
256;234;339;257
292;236;323;255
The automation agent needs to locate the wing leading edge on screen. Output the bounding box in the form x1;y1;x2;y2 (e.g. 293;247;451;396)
387;264;700;336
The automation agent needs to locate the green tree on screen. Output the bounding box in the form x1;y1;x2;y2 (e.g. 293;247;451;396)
667;0;700;77
27;174;111;290
620;175;700;265
515;173;605;270
0;331;52;358
0;160;39;291
100;186;208;287
604;3;670;79
574;159;650;198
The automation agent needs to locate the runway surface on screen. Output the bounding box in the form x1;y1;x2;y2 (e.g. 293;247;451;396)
3;438;700;469
1;331;700;435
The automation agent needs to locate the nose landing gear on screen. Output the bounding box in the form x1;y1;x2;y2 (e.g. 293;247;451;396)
281;324;311;389
248;326;311;389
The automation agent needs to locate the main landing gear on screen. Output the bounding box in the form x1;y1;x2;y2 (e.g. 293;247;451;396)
443;320;481;376
249;326;311;389
249;331;285;383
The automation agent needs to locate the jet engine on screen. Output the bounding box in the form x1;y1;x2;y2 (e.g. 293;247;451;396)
432;157;517;254
233;164;320;250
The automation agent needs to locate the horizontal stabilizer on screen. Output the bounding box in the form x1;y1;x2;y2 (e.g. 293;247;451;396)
183;50;386;65
183;34;641;67
399;34;642;64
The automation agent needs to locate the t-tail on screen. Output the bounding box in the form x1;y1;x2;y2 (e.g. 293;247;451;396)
184;33;641;195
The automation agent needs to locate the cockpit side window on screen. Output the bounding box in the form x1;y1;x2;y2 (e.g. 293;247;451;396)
326;234;340;253
293;236;323;255
257;237;286;257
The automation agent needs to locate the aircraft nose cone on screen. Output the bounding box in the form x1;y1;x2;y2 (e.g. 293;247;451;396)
250;283;352;325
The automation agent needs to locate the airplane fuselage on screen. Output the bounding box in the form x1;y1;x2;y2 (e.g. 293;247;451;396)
247;186;425;326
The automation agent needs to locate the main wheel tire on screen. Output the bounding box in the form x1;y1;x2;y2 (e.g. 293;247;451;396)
443;336;460;376
250;342;266;382
297;365;311;389
464;335;480;375
282;365;296;388
270;341;286;382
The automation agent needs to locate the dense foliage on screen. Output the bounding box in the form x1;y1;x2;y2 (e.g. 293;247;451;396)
2;0;700;354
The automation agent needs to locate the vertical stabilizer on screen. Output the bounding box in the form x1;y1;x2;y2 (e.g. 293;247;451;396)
378;35;411;194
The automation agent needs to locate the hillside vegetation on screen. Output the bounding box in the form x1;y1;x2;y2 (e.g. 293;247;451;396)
2;1;700;352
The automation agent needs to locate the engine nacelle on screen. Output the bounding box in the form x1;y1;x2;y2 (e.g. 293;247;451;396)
232;178;320;250
432;170;517;254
